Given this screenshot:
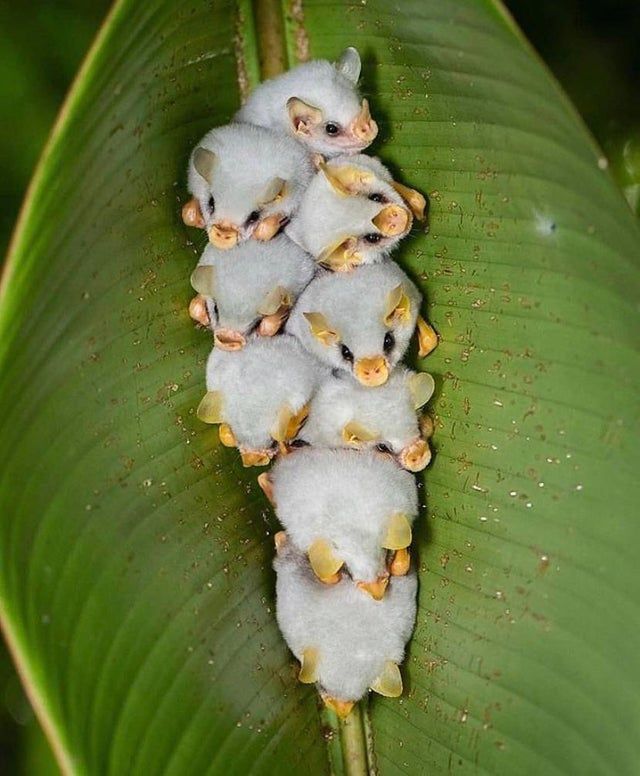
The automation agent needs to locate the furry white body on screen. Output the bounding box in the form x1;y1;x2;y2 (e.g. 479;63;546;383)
271;448;418;582
287;263;421;381
195;236;315;338
205;335;325;453
236;54;374;157
300;367;421;455
286;154;411;266
275;540;417;701
188;123;314;244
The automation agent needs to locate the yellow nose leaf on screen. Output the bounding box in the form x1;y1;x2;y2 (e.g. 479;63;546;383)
408;372;435;409
357;576;389;600
383;284;411;325
341;420;379;445
370;661;403;698
308;538;343;582
298;648;320;684
382;513;412;550
190;265;215;297
196;391;223;424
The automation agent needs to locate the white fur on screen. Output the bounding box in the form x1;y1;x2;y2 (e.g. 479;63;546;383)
287;263;421;377
271;448;418;582
275;539;417;701
300;367;422;457
236;53;372;157
205;335;326;452
286;154;409;265
188;123;314;242
196;236;315;337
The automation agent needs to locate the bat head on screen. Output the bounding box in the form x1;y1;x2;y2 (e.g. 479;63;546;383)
190;236;316;348
286;155;424;269
188;123;314;249
288;264;421;386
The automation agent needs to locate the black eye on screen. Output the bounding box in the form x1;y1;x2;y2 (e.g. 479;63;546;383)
368;192;385;203
364;233;382;244
246;210;261;225
325;123;340;136
383;331;395;353
340;344;354;363
290;439;310;448
376;443;392;454
208;195;215;213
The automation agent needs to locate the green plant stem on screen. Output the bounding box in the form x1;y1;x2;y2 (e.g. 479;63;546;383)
338;704;370;776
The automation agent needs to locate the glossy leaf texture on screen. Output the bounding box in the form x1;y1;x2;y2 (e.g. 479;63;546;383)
1;1;639;775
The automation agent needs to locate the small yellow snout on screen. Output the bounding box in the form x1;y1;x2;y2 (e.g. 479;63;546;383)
357;574;390;601
372;204;411;237
399;438;431;472
208;222;239;249
350;99;378;144
354;356;389;387
214;328;246;351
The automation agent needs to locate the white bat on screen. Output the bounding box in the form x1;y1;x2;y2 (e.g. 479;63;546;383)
236;48;377;157
299;366;435;472
197;335;326;466
188;235;316;344
182;123;314;248
287;263;438;387
264;447;418;599
274;534;417;717
286;154;426;270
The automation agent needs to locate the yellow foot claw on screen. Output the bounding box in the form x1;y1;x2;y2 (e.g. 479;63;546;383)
322;695;355;719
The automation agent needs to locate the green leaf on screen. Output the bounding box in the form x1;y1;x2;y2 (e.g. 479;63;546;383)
1;1;639;775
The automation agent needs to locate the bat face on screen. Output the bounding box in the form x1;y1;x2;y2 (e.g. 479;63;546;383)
190;236;316;348
197;335;325;466
286;155;424;269
188;123;314;249
300;368;435;471
271;447;418;588
274;537;417;704
287;263;421;387
236;48;378;157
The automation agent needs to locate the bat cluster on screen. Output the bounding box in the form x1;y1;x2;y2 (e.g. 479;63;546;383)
181;48;437;718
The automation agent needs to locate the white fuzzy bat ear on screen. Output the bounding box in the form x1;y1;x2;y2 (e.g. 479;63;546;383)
257;286;291;316
341;421;379;446
193;147;216;184
319;162;374;196
303;312;340;346
190;265;215;297
383;284;412;326
197;390;224;424
298;648;320;684
391;181;427;221
287;97;323;135
335;46;361;83
408;372;435;409
259;177;288;205
370;661;403;697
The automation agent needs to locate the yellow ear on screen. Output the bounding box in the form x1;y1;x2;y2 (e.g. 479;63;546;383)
416;316;438;357
257;286;291;316
193;147;216;183
196;391;224;424
341;420;379;446
316;238;361;271
319;162;375;196
381;513;412;550
298;648;320;684
190;265;215;297
303;312;340;346
271;403;309;442
308;538;343;582
383;284;412;325
391;181;427;220
370;661;403;697
408;372;435;409
259;177;288;206
287;97;322;134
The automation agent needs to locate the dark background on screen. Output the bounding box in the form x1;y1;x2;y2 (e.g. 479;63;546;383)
0;0;638;772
